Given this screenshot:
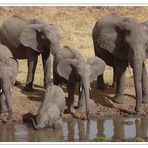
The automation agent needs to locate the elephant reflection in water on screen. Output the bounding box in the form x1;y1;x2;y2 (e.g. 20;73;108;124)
0;123;15;142
135;116;148;139
97;119;105;137
112;118;125;141
26;128;64;142
67;121;75;141
96;118;125;141
67;121;90;142
78;120;90;141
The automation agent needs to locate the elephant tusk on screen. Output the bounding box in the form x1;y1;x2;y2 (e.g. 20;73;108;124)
10;88;13;92
80;86;82;92
89;87;91;90
0;89;2;93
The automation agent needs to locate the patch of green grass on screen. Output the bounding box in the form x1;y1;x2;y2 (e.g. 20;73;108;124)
135;138;145;142
92;136;111;142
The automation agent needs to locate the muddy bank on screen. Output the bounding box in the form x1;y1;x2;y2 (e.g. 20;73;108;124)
1;82;148;122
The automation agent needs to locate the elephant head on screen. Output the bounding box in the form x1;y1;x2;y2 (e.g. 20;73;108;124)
31;105;61;130
19;23;61;55
6;57;19;84
57;56;106;120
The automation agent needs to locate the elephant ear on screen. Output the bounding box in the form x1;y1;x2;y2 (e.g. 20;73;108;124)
87;56;106;82
96;18;131;60
57;59;78;80
19;24;44;52
142;22;148;58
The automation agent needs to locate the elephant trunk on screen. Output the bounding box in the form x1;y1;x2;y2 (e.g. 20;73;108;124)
6;57;18;83
82;79;90;121
133;59;143;111
50;43;61;56
31;117;40;130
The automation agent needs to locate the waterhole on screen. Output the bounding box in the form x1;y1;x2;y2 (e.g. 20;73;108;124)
0;115;148;142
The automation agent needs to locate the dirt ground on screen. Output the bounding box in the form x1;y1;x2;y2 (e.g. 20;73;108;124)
0;6;148;122
2;80;147;122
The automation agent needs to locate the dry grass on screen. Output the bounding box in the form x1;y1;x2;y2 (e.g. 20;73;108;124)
0;6;147;87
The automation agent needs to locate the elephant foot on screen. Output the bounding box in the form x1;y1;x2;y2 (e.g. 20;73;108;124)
112;82;116;88
65;105;76;114
72;111;87;120
72;107;89;120
0;113;10;123
97;83;106;91
135;104;142;113
142;96;148;103
53;119;62;129
113;95;124;104
24;84;34;92
44;82;52;89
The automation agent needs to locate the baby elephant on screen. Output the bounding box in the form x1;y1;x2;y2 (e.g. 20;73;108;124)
31;84;65;130
53;46;106;120
0;44;18;121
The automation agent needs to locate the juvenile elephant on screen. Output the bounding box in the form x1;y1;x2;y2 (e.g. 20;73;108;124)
53;46;106;120
0;15;60;91
0;44;18;120
31;84;65;130
92;13;148;112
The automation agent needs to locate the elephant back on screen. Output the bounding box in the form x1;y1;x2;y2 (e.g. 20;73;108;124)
43;85;65;112
0;15;28;49
55;46;84;64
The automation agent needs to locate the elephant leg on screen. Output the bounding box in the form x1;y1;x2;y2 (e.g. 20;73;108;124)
2;85;12;120
25;49;38;91
53;118;62;129
53;71;61;86
53;59;62;86
142;63;148;103
0;93;8;115
112;67;116;88
67;83;75;113
78;88;86;112
113;66;126;104
42;50;51;89
97;74;106;90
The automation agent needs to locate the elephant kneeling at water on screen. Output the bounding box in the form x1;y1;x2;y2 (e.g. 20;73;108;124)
31;85;65;130
0;44;18;121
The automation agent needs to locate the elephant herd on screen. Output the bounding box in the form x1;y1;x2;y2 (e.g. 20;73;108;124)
0;13;148;130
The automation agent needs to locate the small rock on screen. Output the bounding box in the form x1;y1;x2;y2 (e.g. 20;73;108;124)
122;120;133;125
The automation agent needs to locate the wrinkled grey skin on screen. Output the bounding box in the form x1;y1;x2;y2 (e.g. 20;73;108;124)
0;15;60;91
31;85;65;130
141;20;148;56
53;46;106;120
0;44;18;120
92;13;148;112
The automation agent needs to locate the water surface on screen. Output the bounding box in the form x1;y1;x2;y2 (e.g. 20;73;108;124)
0;115;148;142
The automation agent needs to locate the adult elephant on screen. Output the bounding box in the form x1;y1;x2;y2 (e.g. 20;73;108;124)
0;15;60;91
92;13;148;112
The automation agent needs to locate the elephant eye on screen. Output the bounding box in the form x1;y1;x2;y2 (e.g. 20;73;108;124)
130;51;134;57
41;35;46;39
